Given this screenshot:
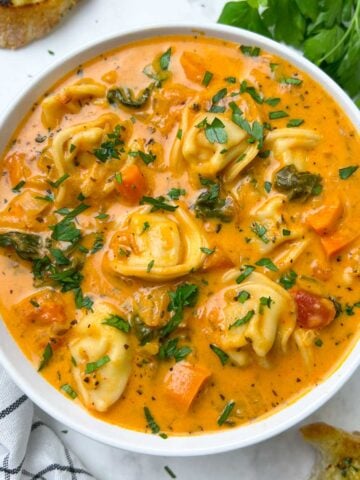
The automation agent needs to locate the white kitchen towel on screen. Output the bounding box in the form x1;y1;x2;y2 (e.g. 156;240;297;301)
0;367;95;480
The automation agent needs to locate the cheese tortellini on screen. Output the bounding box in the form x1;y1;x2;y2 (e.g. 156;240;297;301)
206;271;296;364
49;113;131;205
265;128;321;170
105;205;209;281
69;302;132;412
172;110;259;181
41;79;106;129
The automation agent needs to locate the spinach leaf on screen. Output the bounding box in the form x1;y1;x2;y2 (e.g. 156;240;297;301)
194;179;235;222
132;315;159;346
107;84;153;108
0;232;43;261
274;164;323;200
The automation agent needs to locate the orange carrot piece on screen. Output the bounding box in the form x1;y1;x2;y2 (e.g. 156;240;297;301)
320;230;358;257
164;361;211;412
306;198;343;235
180;51;207;84
201;246;234;272
116;164;146;203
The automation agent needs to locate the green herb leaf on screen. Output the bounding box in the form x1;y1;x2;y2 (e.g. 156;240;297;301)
240;44;261;56
251;222;269;244
287;118;304;127
200;247;215;255
38;343;53;371
102;314;131;333
161;283;199;337
47;173;70;189
61;384;77;399
140;196;178;212
93;125;124;162
160;48;172;70
269;110;289;119
236;265;255;284
255;257;279;272
194;179;235;222
107;84;153;108
210;344;229;366
265;97;280;106
217;400;236;426
205;117;228;144
130;150;156;165
168;188;186;200
12;180;26;193
264;181;272;193
158;338;192;362
229;309;255;329
85;355;111;374
164;466;176;479
339;165;358;180
144;406;160;434
202;70;214;86
236;290;250;303
240;80;263;104
0;232;43;261
279;269;298;290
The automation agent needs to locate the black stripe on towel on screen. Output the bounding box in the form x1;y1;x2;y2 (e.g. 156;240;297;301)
0;394;27;420
31;464;94;479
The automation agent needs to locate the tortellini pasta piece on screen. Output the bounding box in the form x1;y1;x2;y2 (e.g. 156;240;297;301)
173;110;258;181
293;328;318;368
265;128;321;170
50;113;131;205
41;79;106;129
105;205;208;281
206;271;296;361
69;302;132;412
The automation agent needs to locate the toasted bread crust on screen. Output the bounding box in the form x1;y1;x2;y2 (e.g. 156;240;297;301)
0;0;79;49
301;423;360;479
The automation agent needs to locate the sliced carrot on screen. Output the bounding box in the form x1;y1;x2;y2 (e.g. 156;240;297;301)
306;197;343;235
4;152;31;187
164;361;211;412
320;230;358;257
116;164;146;203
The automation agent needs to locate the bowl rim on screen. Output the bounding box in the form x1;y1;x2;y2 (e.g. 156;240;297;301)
0;22;359;457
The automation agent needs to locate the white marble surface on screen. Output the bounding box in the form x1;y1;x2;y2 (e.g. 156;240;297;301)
0;0;359;478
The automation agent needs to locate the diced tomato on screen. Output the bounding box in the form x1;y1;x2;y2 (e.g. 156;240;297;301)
292;289;336;329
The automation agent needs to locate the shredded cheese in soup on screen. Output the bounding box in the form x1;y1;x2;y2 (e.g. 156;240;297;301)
0;35;359;435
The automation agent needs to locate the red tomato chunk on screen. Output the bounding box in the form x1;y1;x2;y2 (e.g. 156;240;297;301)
292;289;336;329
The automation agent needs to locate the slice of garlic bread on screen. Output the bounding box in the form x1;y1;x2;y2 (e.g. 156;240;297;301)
0;0;79;49
301;422;360;479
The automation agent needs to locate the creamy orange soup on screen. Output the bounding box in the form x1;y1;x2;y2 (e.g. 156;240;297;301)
0;35;359;436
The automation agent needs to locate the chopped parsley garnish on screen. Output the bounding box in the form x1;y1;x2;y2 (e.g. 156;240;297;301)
38;343;53;371
279;270;298;290
314;338;323;347
240;80;263;104
204;117;228;144
240;45;260;56
236;290;250;303
264;181;272;193
281;77;303;86
140;196;178;212
269;110;289;119
161;283;199;337
158;338;192;362
265;97;280;106
217;400;236;426
147;259;155;272
229;310;255;329
85;355;111;374
74;288;93;311
12;180;26;193
93;124;124;162
210;344;229;366
225;76;237;83
160;48;172;70
50;203;88;244
50;248;71;266
176;129;183;140
102;314;131;333
144;406;160;434
114;172;122;184
95;212;109;220
202;71;214;87
130;150;156;165
47;173;70;189
34;193;54;202
282;229;291;236
255;257;278;272
200;247;215;255
236;265;255;284
212;88;228;104
108;85;153;108
339;166;358;180
61;384;77;399
287;118;304;127
259;296;273;313
141;221;150;233
167;188;186;200
251;222;269;244
91;233;104;254
229;101;264;148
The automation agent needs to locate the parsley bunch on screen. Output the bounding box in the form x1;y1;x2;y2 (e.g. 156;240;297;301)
218;0;360;106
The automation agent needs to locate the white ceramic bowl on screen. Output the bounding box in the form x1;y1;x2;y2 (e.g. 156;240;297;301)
0;23;359;457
